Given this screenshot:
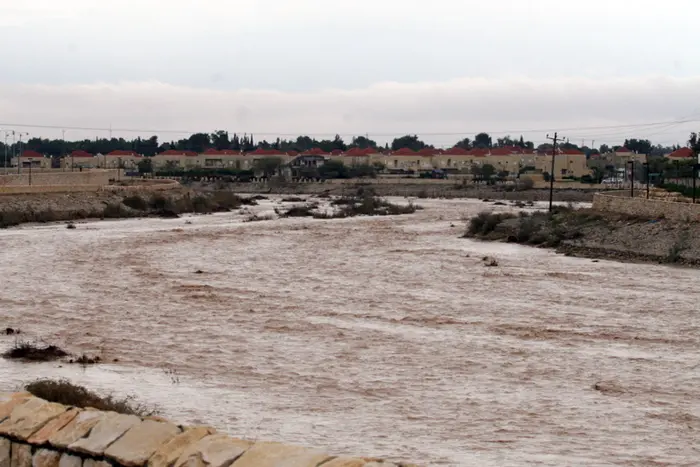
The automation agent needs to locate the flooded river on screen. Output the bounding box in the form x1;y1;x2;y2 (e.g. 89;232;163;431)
1;197;699;466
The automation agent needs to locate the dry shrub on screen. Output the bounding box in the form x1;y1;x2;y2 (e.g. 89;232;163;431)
25;379;158;416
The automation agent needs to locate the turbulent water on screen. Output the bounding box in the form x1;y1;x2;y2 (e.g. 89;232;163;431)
1;196;699;466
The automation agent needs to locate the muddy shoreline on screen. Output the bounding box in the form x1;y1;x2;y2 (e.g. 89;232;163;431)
464;207;700;267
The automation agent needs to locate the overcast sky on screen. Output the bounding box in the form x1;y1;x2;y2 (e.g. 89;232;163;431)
1;0;699;147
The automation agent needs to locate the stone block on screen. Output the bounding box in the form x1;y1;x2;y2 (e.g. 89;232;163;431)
0;395;32;423
147;426;215;467
32;449;61;467
57;454;81;467
28;410;79;445
0;438;10;467
10;443;31;467
48;410;105;449
103;420;180;467
68;413;140;456
82;460;111;467
174;434;251;467
320;458;367;467
0;399;68;440
231;441;331;467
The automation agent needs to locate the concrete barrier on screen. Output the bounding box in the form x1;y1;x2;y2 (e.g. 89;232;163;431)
592;192;700;222
0;393;418;467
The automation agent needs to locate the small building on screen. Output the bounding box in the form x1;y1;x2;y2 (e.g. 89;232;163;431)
63;150;97;169
17;150;52;169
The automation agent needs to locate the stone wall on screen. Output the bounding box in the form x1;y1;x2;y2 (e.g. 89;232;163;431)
593;192;700;222
0;392;417;467
0;171;116;188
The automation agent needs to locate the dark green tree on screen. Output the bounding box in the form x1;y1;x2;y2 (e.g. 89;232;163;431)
391;135;427;151
474;133;492;148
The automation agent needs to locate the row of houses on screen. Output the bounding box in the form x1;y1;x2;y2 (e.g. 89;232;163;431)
12;145;696;178
14;146;590;177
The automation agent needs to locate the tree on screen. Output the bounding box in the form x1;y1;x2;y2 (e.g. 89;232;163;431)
599;144;611;154
454;137;472;150
349;136;377;149
211;131;230;150
137;158;153;174
496;135;517;147
254;157;283;177
391;135;427;151
188;133;211;153
481;164;496;179
318;160;348;179
624;138;652;155
689;132;700;157
474;133;492;148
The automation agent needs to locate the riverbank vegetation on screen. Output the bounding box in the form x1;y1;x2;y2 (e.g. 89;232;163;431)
25;379;157;416
275;188;420;219
463;207;700;266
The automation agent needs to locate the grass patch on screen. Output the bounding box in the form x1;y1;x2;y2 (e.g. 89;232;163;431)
24;379;158;416
3;341;68;362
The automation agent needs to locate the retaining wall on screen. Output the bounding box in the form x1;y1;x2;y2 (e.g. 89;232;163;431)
0;392;416;467
0;171;116;187
593;192;700;222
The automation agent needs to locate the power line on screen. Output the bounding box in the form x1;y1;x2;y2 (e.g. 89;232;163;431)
0;118;697;139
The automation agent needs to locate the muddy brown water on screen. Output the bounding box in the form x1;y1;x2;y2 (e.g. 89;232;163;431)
1;197;699;466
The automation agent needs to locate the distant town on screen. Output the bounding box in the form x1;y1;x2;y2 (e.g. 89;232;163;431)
1;131;697;184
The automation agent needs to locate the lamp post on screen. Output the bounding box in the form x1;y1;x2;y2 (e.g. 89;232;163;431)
28;158;33;186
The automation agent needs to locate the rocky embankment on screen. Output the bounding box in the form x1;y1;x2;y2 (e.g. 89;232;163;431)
0;189;248;228
464;207;700;266
194;181;596;202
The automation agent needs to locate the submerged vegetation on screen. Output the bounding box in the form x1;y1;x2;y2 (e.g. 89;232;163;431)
25;379;157;416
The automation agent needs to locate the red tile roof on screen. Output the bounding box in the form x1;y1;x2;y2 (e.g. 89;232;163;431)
247;148;284;156
417;148;436;156
345;148;371;157
20;150;43;158
443;147;470;156
287;150;299;157
560;148;584;155
392;148;417;156
106;150;139;157
301;148;327;155
467;148;489;157
330;149;343;156
159;150;198;156
616;147;632;153
668;147;694;159
69;150;93;158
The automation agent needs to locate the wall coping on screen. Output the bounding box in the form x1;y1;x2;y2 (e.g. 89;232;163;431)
0;393;418;467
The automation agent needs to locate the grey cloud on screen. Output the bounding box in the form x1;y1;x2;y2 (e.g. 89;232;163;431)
1;76;699;147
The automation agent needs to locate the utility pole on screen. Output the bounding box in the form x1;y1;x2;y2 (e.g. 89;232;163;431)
1;130;12;175
16;132;28;174
546;132;562;212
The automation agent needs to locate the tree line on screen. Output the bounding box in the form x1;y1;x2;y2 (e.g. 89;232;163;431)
0;131;692;159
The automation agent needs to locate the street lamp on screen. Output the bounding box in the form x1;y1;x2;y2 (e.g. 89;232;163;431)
643;162;650;199
27;158;33;185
